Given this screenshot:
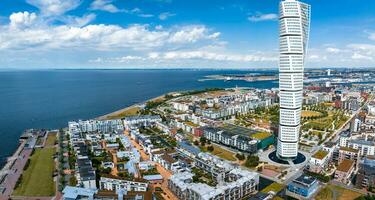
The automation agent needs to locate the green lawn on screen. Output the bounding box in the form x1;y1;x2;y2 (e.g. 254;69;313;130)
45;132;57;147
261;182;284;193
201;144;236;161
251;132;272;140
13;148;56;197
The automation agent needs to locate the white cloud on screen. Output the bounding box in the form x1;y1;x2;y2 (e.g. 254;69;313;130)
0;20;220;51
159;12;175;20
62;14;96;27
168;26;220;43
90;0;120;13
248;13;277;22
26;0;81;16
92;50;277;63
9;12;37;29
138;14;154;18
352;53;373;60
325;47;341;53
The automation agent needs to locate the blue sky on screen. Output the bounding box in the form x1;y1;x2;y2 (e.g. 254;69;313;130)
0;0;374;69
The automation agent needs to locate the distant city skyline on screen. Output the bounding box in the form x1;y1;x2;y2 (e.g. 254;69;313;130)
0;0;374;69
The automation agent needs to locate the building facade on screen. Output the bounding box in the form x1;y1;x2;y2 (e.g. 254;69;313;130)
277;0;311;159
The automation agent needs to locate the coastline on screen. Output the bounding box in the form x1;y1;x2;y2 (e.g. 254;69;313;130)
96;94;167;120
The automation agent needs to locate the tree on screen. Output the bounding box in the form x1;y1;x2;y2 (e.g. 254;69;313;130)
318;132;323;140
245;155;259;168
236;153;245;161
200;136;207;146
193;140;199;146
207;146;214;152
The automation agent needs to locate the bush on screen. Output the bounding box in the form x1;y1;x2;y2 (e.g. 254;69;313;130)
207;146;214;152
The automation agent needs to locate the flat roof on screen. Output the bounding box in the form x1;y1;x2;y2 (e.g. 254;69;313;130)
337;159;354;172
292;174;317;188
63;186;97;199
339;146;359;153
143;174;163;181
312;150;329;160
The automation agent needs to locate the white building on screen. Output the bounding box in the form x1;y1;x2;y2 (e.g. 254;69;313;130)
99;177;148;192
123;115;162;128
168;169;259;200
308;150;330;173
277;0;311;159
368;102;375;116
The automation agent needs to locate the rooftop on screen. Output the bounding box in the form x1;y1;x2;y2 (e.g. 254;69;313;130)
339;146;359;153
312;150;329;160
292;174;317;188
251;132;273;140
336;159;355;172
62;186;97;199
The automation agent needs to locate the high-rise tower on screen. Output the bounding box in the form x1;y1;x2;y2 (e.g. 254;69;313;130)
277;0;310;159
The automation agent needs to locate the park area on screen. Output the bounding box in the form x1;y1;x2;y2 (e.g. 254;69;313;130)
315;184;362;200
301;110;323;118
13;135;56;197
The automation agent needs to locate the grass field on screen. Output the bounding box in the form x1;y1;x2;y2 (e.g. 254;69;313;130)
106;107;140;119
201;144;236;161
315;184;362;200
13;148;56;197
261;182;284;193
45;132;57;147
251;132;272;140
302;110;323;118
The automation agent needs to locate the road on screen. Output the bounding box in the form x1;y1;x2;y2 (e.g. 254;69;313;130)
0;148;32;200
331;95;374;144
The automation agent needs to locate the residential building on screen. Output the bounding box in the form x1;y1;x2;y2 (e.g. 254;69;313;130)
308;150;329;173
123;115;162;128
355;156;375;189
99;176;148;192
62;186;97;200
277;0;311;159
334;159;355;185
168;169;259;200
338;147;359;166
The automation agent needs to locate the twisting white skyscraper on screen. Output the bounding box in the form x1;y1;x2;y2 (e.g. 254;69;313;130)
277;0;310;159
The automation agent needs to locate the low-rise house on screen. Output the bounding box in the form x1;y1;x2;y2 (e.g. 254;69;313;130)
286;174;320;200
105;143;119;150
334;159;355;185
